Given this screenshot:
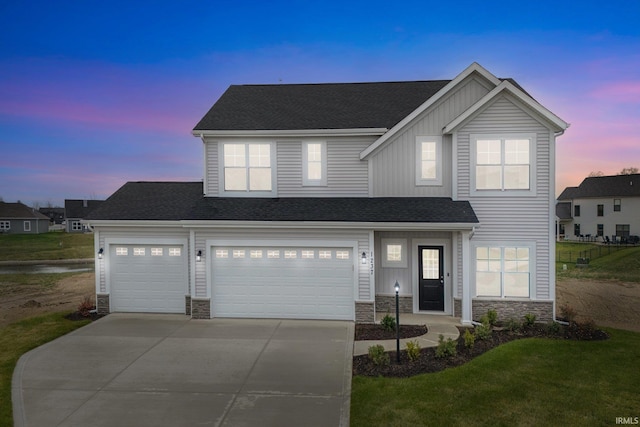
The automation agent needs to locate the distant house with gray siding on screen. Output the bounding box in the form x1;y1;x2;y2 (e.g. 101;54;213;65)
85;62;568;324
557;174;640;242
65;199;104;232
0;202;50;234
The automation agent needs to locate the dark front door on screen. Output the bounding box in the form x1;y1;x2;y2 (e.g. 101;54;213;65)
418;246;444;311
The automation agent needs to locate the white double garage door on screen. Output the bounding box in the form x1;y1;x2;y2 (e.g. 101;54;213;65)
110;242;356;320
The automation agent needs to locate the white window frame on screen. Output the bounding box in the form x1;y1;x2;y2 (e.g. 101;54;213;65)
302;141;327;186
219;141;276;197
381;238;408;268
473;242;535;299
0;221;9;230
415;136;442;186
151;248;163;256
23;221;31;232
71;221;83;231
470;133;536;196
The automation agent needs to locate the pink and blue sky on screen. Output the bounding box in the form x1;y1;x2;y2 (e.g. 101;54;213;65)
1;0;639;206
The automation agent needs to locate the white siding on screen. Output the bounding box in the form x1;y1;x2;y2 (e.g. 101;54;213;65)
457;95;554;299
204;141;219;196
194;228;371;300
564;196;640;240
370;76;492;197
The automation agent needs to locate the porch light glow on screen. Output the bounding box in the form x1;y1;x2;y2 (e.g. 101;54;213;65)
98;248;103;259
197;250;202;262
394;280;400;293
361;251;367;264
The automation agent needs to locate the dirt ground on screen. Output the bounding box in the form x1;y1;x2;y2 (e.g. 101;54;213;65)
0;272;95;328
0;273;639;332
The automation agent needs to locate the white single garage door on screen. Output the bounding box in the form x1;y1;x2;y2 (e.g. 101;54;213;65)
110;244;187;313
212;246;355;320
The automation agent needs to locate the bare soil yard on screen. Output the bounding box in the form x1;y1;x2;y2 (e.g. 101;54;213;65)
0;273;639;332
0;272;94;328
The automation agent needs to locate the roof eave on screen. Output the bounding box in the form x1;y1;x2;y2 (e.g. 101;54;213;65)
193;128;388;138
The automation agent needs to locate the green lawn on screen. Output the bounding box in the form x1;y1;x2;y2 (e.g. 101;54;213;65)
351;328;640;426
557;245;640;283
0;313;90;426
0;232;94;261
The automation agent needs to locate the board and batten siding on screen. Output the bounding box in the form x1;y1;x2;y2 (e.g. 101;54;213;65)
456;95;553;299
370;75;492;197
194;228;372;300
277;138;371;197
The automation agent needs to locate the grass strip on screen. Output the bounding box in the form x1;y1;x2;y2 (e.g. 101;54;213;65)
0;312;90;426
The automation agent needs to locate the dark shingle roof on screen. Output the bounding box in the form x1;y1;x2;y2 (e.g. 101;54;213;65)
65;199;105;219
193;80;451;131
558;174;640;199
86;182;478;224
0;202;50;220
555;202;572;220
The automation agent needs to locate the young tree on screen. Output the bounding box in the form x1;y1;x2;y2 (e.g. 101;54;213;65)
588;171;604;177
619;167;639;175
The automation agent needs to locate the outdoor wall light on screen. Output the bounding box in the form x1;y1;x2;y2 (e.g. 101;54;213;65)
196;250;202;262
98;248;104;259
361;251;367;264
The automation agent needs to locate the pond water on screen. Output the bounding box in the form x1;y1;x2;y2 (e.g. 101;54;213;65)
0;263;93;275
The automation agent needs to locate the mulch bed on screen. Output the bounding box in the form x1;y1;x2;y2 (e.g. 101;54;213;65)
65;311;104;322
355;323;428;340
353;322;609;378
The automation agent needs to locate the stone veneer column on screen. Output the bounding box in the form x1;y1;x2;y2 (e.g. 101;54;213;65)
355;302;375;323
96;294;110;315
185;295;191;316
191;298;211;319
374;295;413;314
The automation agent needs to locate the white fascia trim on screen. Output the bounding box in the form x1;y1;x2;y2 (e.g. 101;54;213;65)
181;220;478;231
84;220;183;228
359;62;501;160
442;81;570;134
194;128;387;138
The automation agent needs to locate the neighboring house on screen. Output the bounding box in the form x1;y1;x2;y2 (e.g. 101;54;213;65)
65;199;104;233
39;207;65;225
557;174;640;242
85;62;568;324
0;202;50;234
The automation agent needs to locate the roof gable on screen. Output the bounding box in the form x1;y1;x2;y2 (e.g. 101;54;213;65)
0;202;49;220
561;174;640;199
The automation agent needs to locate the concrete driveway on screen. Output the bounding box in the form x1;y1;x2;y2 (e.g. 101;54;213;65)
12;314;354;427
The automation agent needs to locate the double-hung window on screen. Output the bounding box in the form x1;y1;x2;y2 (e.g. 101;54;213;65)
223;143;272;193
415;136;442;186
476;245;531;298
303;141;327;186
473;134;533;192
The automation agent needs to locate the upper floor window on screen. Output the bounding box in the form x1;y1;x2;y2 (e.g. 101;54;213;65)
597;204;604;217
472;134;533;193
574;205;581;217
303;142;327;186
614;199;621;212
415;136;442;186
223;143;272;192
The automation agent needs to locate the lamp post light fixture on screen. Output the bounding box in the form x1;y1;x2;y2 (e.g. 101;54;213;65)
98;248;104;260
394;280;400;364
196;250;202;262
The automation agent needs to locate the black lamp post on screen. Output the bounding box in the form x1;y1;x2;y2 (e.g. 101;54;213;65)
394;280;400;364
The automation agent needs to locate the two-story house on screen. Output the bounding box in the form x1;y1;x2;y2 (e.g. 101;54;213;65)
557;173;640;242
85;63;568;324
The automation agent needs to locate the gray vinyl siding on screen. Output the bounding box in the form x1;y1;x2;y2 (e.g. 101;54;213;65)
95;227;190;294
277;138;371;197
204;141;219;196
370;76;492;197
194;228;371;300
457;95;554;299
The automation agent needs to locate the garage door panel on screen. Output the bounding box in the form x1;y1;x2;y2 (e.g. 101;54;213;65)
212;246;354;320
110;244;186;313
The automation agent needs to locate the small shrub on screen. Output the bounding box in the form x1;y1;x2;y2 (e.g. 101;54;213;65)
505;318;522;332
474;320;492;341
559;303;577;324
405;340;421;362
435;334;457;358
380;314;396;332
523;313;537;327
463;329;475;349
547;321;561;334
78;296;95;318
486;309;498;326
368;344;390;366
